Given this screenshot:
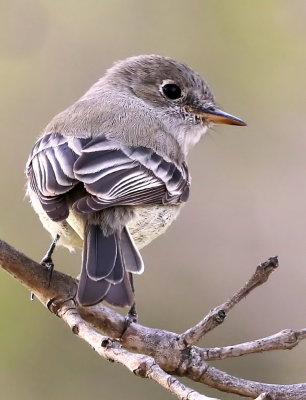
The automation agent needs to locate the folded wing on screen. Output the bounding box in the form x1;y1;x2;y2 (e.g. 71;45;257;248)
26;133;89;221
26;132;190;219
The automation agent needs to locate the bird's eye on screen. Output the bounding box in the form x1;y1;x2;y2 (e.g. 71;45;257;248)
161;84;182;100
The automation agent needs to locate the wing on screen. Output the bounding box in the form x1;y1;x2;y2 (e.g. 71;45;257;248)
73;134;190;213
26;133;190;221
26;133;90;221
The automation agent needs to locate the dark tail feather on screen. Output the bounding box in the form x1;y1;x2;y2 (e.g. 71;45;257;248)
77;224;144;308
77;228;111;306
104;270;134;307
77;264;111;306
86;224;117;280
120;227;144;273
104;240;124;284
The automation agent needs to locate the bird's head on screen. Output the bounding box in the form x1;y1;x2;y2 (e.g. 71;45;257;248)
103;55;246;154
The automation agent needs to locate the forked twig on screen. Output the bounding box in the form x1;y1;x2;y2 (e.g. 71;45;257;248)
1;239;306;400
178;257;278;348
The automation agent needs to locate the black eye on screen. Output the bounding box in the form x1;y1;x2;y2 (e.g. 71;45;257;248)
162;84;182;100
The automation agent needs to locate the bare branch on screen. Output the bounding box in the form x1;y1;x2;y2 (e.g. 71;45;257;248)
203;329;306;360
189;363;306;400
177;257;278;348
1;238;306;400
59;302;217;400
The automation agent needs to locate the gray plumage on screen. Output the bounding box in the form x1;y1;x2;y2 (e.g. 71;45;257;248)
26;55;245;307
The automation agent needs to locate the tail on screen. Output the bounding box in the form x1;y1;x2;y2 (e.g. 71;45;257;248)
77;224;144;307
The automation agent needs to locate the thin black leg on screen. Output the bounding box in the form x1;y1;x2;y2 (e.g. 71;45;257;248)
120;273;138;339
41;234;60;287
31;234;60;301
127;273;138;322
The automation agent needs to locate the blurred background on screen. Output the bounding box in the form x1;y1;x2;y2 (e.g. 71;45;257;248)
1;1;306;399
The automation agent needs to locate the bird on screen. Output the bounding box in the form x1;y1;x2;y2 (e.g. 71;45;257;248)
26;55;246;312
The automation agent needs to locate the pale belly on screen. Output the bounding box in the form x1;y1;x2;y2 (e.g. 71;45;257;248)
127;204;182;249
29;190;182;250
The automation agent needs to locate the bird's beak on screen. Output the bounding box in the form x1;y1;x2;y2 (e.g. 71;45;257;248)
200;107;246;126
188;105;247;126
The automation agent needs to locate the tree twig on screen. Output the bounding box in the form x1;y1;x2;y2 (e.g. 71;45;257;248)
203;329;306;361
59;302;218;400
1;238;306;400
177;257;279;348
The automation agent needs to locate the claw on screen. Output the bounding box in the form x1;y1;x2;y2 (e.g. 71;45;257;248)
127;302;138;323
41;256;55;287
40;234;60;288
120;301;138;339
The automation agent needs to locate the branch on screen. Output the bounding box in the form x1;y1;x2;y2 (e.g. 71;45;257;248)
1;238;306;400
59;304;217;400
177;257;278;348
0;239;216;400
203;329;306;360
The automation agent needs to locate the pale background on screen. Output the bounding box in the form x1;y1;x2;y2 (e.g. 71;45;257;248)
1;1;306;399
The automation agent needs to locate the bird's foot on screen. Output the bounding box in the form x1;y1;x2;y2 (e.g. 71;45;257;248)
30;254;55;301
41;234;60;286
31;234;60;301
127;302;138;323
120;302;138;339
40;255;55;287
42;234;60;287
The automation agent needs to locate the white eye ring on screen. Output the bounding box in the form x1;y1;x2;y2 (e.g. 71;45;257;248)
159;80;183;100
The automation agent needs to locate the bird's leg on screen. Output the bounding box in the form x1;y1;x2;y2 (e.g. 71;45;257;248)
41;234;60;286
120;273;138;338
127;302;137;322
31;234;60;301
127;273;138;322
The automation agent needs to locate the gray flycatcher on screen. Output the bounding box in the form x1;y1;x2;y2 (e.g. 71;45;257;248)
26;55;246;310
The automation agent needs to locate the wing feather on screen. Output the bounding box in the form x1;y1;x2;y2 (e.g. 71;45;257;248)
73;134;190;212
26;134;88;220
26;132;190;220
